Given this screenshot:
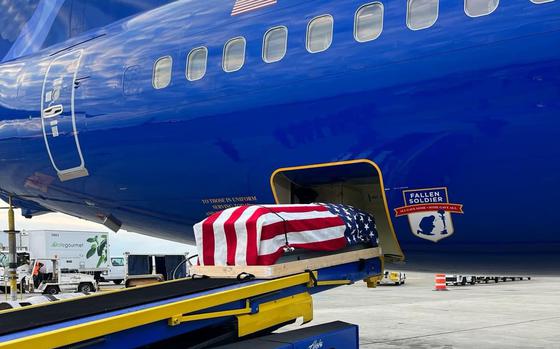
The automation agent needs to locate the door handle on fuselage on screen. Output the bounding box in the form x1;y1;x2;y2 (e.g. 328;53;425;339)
43;105;63;119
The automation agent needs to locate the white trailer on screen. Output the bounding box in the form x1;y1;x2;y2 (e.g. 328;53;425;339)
445;274;531;286
124;253;189;287
27;230;110;278
445;275;477;286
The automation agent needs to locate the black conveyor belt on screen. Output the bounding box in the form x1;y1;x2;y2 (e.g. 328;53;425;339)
0;277;245;336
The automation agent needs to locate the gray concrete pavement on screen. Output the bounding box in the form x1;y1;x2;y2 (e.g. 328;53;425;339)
3;273;558;348
282;272;560;348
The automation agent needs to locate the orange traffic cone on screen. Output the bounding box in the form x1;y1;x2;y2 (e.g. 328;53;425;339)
434;274;448;291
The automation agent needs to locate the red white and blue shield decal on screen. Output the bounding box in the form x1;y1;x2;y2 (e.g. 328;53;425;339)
395;187;464;243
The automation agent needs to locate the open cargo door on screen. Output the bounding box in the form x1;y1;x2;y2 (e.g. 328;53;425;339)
271;160;404;262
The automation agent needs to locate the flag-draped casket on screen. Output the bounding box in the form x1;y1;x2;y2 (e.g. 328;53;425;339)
194;203;379;266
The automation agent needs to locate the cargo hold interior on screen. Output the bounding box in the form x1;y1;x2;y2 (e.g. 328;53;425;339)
271;161;404;262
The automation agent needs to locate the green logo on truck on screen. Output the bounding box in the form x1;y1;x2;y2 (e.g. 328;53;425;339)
86;235;108;267
51;242;84;248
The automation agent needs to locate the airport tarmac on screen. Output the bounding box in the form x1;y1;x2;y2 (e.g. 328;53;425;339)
281;272;560;349
3;273;558;348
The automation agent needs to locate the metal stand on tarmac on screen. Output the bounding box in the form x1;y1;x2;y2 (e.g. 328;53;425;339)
3;196;20;301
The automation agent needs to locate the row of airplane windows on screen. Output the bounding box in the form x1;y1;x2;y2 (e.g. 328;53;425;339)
152;0;554;89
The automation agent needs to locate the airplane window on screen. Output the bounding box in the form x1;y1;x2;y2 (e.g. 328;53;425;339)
354;3;384;42
187;47;208;81
407;0;439;30
263;26;288;63
153;56;172;89
465;0;499;17
307;15;334;53
531;0;554;3
223;37;246;73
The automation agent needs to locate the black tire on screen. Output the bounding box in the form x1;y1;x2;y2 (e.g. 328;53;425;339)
78;283;94;293
94;272;102;282
113;280;123;285
44;285;60;295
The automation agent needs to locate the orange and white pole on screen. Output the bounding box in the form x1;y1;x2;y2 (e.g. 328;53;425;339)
434;274;448;291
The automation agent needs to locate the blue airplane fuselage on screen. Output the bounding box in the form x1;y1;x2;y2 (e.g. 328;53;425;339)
1;0;559;271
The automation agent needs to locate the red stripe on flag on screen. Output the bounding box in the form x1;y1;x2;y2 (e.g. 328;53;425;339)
260;216;345;240
256;247;285;265
244;207;270;265
256;237;347;265
242;205;329;263
223;206;248;266
201;212;220;265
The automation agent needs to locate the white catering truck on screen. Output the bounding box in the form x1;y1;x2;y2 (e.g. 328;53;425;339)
1;230;111;284
27;230;110;278
26;230;109;280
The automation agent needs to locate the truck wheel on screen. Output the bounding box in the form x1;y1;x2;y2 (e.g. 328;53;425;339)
113;280;123;285
44;286;60;295
78;283;95;293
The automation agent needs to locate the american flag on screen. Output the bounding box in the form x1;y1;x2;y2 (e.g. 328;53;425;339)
194;203;378;266
321;203;379;246
231;0;277;16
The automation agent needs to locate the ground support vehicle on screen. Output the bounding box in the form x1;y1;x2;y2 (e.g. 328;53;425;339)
124;252;188;287
446;275;531;286
0;253;381;348
28;258;98;295
378;271;406;286
445;275;477;286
